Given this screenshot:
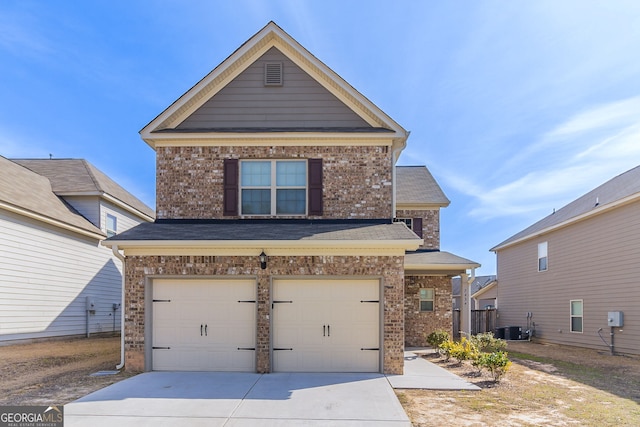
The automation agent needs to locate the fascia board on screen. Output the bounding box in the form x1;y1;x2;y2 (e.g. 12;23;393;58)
101;193;155;222
404;262;481;272
491;192;640;252
102;239;421;250
149;133;399;147
1;201;105;240
396;203;448;210
471;281;497;299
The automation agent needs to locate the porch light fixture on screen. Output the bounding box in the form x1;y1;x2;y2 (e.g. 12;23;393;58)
259;251;267;270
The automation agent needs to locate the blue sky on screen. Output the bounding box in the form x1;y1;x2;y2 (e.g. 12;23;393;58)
2;1;640;275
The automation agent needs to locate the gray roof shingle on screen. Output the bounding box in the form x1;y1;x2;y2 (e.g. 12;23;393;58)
0;156;103;236
107;220;421;243
396;166;450;207
13;159;154;219
493;164;640;250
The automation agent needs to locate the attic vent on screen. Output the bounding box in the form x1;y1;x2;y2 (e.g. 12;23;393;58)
264;62;283;86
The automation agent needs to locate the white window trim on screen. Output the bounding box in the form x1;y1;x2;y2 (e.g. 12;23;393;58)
570;299;583;333
419;288;435;312
538;241;548;272
239;159;307;217
106;213;117;238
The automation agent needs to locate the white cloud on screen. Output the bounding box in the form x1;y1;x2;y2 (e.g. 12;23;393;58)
443;96;640;222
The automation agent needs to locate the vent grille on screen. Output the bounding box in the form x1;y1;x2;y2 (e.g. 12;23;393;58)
264;62;283;86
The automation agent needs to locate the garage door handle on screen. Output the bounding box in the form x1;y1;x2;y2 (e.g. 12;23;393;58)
323;325;326;336
200;324;203;336
205;324;208;336
327;325;330;337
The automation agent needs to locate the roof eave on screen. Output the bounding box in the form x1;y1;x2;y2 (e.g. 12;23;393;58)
491;192;640;252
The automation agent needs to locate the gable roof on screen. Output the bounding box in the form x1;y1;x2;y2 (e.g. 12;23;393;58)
13;159;154;221
140;21;408;150
452;275;496;297
0;156;104;238
396;166;450;208
492;164;640;251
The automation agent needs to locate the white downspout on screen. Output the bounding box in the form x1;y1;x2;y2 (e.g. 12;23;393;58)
111;245;126;370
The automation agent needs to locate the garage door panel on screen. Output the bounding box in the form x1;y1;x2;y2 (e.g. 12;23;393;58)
273;279;380;372
152;279;256;372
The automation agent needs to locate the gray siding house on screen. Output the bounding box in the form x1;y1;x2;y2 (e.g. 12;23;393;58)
491;165;640;355
0;157;154;343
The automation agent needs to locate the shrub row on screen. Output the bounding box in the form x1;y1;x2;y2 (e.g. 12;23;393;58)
426;330;511;382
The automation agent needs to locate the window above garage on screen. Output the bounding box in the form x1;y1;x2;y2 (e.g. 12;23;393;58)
241;160;306;215
224;158;323;217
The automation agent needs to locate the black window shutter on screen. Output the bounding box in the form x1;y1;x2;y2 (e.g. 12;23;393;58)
308;158;323;216
412;217;423;238
223;159;239;216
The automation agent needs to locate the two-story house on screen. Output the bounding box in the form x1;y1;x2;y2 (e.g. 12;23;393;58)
0;157;154;343
106;22;478;374
492;165;639;355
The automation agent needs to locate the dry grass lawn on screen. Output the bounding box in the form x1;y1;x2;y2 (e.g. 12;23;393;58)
398;341;640;426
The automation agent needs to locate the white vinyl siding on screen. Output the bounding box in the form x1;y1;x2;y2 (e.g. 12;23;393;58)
63;196;101;227
0;210;122;342
100;200;145;234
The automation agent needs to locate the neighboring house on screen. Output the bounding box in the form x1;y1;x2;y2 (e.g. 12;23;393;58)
491;165;640;355
0;157;154;343
105;22;478;374
452;275;496;310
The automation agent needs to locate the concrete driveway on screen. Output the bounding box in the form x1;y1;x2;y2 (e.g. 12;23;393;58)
65;372;411;426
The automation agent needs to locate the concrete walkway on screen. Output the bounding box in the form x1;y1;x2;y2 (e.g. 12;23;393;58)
387;348;481;390
65;350;476;426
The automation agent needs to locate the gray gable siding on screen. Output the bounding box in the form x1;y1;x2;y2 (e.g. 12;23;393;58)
177;47;371;129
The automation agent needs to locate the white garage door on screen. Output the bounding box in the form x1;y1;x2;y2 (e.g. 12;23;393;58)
273;279;380;372
152;279;256;371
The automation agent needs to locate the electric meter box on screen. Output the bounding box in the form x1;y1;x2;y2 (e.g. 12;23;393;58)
607;311;623;327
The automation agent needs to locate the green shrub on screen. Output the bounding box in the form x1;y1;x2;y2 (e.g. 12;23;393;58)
426;330;450;349
476;351;512;382
471;332;507;353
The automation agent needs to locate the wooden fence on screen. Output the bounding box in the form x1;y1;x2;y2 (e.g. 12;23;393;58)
453;308;497;338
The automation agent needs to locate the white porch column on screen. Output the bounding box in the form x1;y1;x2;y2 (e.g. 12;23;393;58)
460;272;471;338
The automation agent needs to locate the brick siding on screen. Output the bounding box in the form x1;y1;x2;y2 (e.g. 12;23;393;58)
124;254;405;374
156;145;393;220
404;275;452;347
395;209;440;249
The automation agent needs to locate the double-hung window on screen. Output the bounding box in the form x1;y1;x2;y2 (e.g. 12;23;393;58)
538;242;548;272
240;160;306;215
570;300;583;333
419;288;434;312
